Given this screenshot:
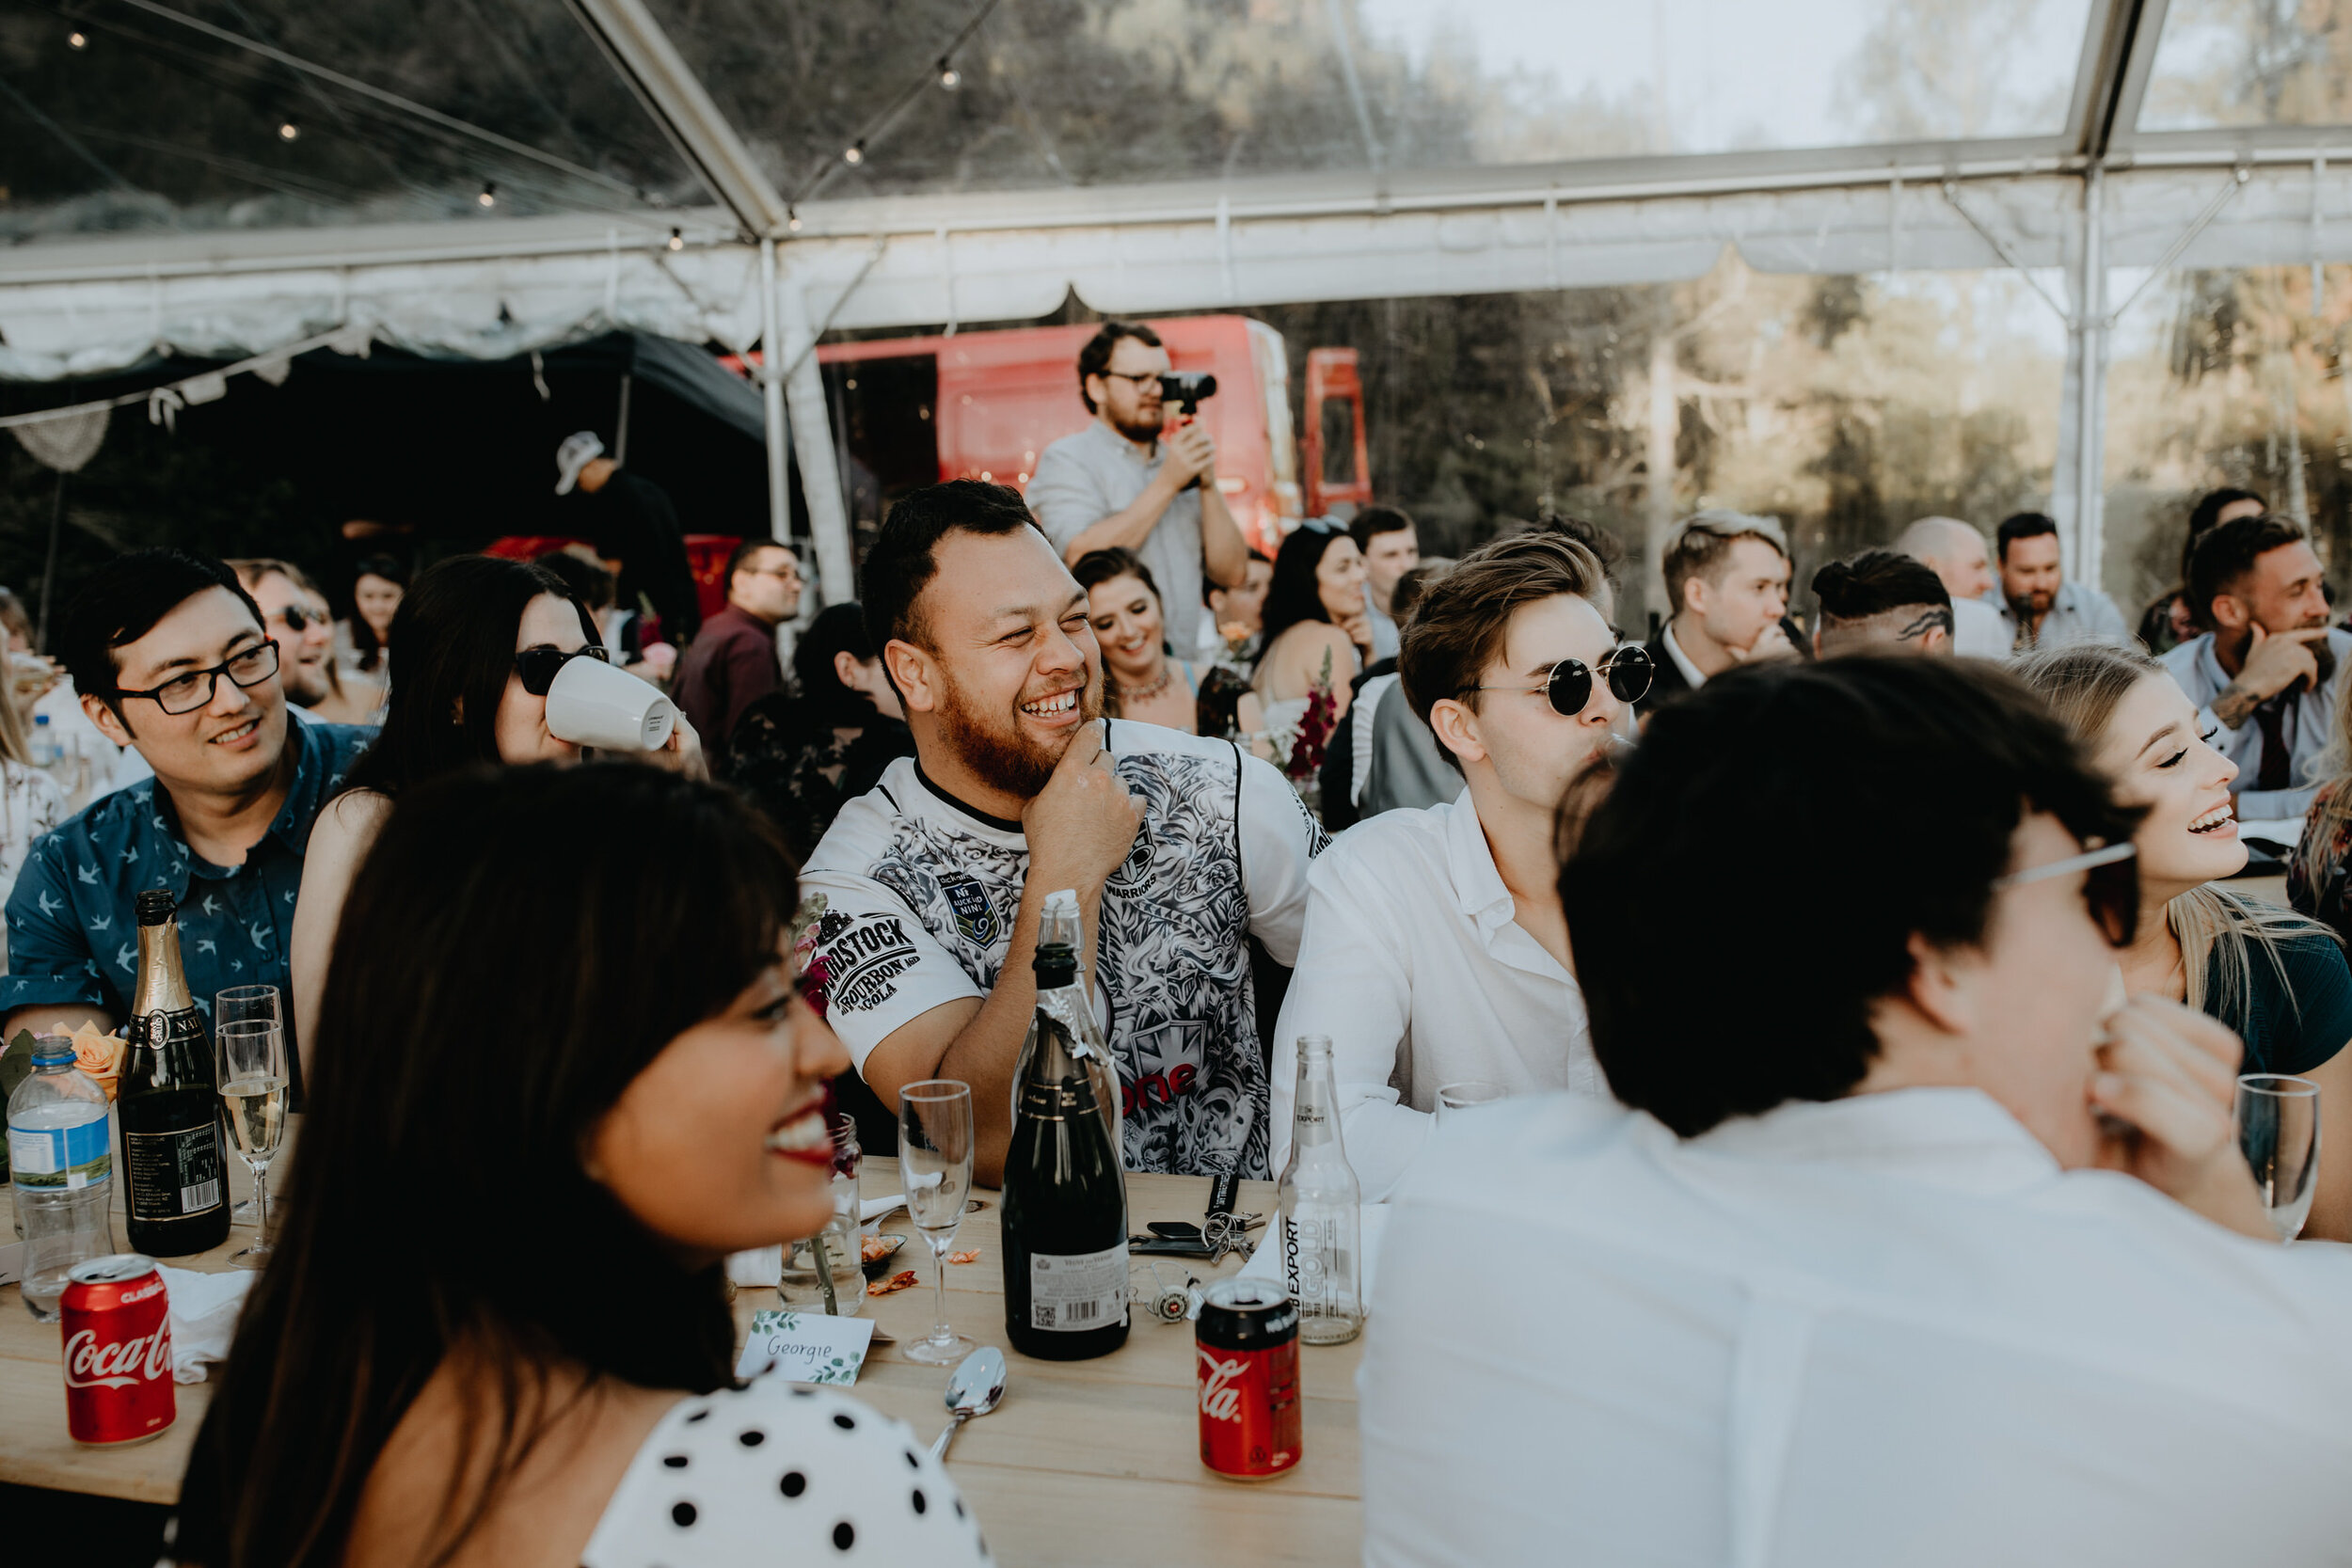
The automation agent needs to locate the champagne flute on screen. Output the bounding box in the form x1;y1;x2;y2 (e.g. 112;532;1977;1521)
215;986;283;1224
898;1080;977;1366
215;1018;289;1268
2236;1073;2321;1243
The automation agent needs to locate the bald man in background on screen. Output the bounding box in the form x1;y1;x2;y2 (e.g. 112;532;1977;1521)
1894;516;2010;657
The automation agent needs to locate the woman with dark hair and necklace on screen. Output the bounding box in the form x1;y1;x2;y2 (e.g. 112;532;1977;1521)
168;765;989;1568
1070;546;1262;739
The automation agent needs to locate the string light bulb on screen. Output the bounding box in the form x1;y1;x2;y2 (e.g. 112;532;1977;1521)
787;213;803;232
477;182;497;208
278;121;299;141
67;31;87;49
843;144;864;166
939;64;961;88
667;228;684;251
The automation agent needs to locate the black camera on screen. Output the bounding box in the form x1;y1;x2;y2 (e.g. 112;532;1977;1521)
1158;372;1216;414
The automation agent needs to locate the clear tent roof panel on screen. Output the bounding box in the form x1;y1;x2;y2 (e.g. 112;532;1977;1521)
2137;0;2352;133
641;0;2101;206
0;0;707;241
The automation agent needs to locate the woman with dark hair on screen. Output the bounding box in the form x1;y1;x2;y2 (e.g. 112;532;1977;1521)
724;602;914;865
1249;521;1369;765
289;555;703;1065
168;764;987;1568
337;555;407;679
1073;546;1261;740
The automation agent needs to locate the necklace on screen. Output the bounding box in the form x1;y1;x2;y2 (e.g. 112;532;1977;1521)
1120;660;1175;702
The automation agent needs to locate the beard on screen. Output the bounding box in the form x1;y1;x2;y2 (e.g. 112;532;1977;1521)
1112;407;1165;445
2008;586;2056;616
285;660;329;707
935;662;1104;801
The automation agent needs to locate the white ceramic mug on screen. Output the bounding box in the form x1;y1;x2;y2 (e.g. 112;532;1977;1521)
545;655;678;752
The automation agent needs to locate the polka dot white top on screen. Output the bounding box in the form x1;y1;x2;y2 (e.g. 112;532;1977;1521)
581;1378;992;1567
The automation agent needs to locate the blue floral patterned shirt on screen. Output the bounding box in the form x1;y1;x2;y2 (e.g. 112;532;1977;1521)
0;720;373;1037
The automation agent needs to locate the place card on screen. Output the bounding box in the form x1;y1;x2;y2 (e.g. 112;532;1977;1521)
736;1308;876;1386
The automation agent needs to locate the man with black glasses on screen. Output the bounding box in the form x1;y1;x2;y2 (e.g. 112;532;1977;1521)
2;549;372;1053
1027;321;1249;657
1271;531;1640;1197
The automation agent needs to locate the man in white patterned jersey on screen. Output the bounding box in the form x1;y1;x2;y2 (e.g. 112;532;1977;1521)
798;481;1324;1183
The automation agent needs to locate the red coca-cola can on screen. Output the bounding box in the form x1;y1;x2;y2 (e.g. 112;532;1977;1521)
60;1254;175;1447
1196;1277;1301;1481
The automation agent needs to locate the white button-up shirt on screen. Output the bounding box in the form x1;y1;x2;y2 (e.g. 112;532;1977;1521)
1269;792;1601;1198
2161;627;2352;821
1360;1088;2352;1568
1990;578;2133;651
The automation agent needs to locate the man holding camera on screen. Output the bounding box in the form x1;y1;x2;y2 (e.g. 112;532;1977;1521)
1027;321;1248;656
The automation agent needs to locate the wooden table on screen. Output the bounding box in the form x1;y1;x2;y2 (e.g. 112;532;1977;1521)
0;1155;1366;1566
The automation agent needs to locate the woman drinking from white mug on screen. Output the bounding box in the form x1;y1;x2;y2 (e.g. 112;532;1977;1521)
289;555;702;1070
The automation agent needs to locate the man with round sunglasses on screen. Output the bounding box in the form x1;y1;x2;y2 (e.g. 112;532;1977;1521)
2;549;373;1071
1270;531;1640;1196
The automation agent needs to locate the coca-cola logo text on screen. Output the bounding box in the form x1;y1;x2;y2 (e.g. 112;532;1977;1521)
1198;1349;1248;1424
64;1324;171;1389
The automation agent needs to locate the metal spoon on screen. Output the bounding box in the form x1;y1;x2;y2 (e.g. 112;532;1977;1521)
928;1346;1007;1462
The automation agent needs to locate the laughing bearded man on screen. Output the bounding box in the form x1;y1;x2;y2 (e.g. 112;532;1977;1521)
799;482;1325;1182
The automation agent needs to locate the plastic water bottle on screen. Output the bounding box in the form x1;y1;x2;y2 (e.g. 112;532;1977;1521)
28;713;56;768
8;1037;115;1321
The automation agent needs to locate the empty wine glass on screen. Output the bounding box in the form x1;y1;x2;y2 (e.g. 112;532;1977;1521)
1436;1081;1508;1122
898;1080;977;1366
215;1017;289;1269
2236;1073;2321;1243
215;985;282;1224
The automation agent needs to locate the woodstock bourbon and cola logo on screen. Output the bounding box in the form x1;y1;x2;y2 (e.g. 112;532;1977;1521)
64;1277;171;1389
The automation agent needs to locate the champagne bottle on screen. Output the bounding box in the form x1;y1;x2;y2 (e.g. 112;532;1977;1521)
1001;890;1130;1360
120;889;229;1256
1278;1035;1361;1344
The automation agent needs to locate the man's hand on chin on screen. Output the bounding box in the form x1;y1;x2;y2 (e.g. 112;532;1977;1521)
2089;997;2272;1240
1727;622;1799;665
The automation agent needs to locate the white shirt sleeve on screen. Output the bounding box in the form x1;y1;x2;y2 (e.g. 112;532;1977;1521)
798;872;983;1073
1023;439;1105;553
1269;843;1430;1200
1233;748;1326;966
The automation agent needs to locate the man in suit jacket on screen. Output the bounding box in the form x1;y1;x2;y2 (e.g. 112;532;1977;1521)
1643;511;1803;710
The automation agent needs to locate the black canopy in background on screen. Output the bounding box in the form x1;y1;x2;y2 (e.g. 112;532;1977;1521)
221;330;778;545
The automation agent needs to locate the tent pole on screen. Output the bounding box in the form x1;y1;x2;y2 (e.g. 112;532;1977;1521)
777;258;856;605
760;239;791;547
2074;165;2107;593
37;470;64;654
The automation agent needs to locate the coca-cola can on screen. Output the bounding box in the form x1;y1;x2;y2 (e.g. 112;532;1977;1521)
1195;1276;1301;1481
60;1254;175;1447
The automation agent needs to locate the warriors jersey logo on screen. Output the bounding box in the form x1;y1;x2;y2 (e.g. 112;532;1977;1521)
942;873;999;947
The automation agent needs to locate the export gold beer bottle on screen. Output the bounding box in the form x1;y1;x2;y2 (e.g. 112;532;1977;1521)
120;889;228;1256
1001;890;1130;1360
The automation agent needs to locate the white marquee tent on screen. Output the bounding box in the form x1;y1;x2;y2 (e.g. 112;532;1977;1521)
8;0;2352;601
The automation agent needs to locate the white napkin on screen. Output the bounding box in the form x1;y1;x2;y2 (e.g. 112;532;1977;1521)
726;1245;784;1288
1238;1205;1388;1306
156;1266;256;1384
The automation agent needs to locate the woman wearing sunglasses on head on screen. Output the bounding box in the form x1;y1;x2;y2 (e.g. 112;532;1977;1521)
2015;642;2352;1239
168;764;990;1568
1267;532;1645;1199
288;555;704;1069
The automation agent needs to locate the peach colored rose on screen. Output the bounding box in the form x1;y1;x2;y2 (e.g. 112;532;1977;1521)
67;1022;124;1100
